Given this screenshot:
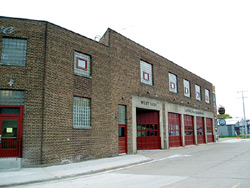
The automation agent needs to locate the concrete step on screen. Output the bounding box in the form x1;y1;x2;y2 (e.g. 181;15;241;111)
0;158;21;171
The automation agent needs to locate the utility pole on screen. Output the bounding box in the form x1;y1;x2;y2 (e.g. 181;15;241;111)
238;91;248;138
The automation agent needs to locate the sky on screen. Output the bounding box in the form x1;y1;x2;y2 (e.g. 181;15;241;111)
1;0;250;119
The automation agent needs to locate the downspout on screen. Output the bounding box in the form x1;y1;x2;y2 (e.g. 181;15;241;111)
40;22;48;164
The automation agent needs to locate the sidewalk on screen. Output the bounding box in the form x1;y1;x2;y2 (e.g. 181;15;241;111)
2;139;245;187
0;154;151;187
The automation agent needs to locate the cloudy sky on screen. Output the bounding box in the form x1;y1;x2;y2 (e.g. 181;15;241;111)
1;0;250;119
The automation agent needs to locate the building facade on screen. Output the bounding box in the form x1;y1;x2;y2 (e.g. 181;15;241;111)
218;119;240;137
0;17;216;167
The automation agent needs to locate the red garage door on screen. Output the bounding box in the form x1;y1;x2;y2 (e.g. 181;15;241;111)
168;113;182;147
137;111;160;150
184;115;195;146
196;117;205;144
206;118;214;142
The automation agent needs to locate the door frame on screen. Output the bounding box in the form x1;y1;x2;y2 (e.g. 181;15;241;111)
184;115;195;146
0;105;23;158
118;124;127;154
136;110;161;150
132;96;164;153
196;116;205;144
168;112;182;147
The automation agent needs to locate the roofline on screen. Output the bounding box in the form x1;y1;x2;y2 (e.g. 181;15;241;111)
1;16;213;86
106;28;213;85
0;16;109;48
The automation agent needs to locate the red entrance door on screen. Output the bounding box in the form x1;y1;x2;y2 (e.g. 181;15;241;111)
0;106;23;158
196;117;205;144
184;115;195;146
137;111;160;150
168;113;182;147
119;124;127;154
206;118;214;142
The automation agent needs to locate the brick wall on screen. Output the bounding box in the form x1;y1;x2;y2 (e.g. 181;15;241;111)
38;22;114;164
0;17;46;166
102;29;214;153
0;17;215;166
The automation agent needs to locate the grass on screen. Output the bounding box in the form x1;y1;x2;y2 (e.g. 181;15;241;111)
219;135;249;138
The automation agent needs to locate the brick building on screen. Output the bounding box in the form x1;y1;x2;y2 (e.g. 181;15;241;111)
0;16;216;167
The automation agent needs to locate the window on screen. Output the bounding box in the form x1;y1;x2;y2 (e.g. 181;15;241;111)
169;125;180;136
183;79;191;97
1;38;27;66
140;60;153;85
195;85;201;101
0;107;20;114
77;57;88;70
73;97;91;128
205;89;210;104
0;90;24;105
143;72;149;81
74;51;91;77
169;73;177;93
118;105;126;124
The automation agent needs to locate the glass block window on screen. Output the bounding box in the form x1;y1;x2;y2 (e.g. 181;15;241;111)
73;97;91;128
183;79;190;97
1;38;27;66
205;89;210;104
118;105;126;124
74;51;91;77
169;73;177;93
140;60;153;85
0;90;24;105
195;85;201;101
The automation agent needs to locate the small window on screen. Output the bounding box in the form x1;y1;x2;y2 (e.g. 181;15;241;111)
183;79;191;97
143;72;150;81
0;107;20;114
0;90;24;105
195;85;201;101
205;89;210;104
73;97;91;128
118;105;127;124
74;51;91;77
1;38;27;66
76;57;88;70
169;73;177;93
140;60;153;85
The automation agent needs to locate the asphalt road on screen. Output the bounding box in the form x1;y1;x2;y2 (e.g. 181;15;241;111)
12;139;250;188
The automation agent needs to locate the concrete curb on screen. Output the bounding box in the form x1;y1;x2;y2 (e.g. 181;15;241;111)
0;156;152;187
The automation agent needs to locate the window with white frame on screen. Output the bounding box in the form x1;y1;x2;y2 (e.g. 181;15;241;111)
169;73;177;93
140;60;153;85
73;97;91;128
74;51;91;77
1;38;27;66
195;85;201;101
183;79;191;97
205;89;210;103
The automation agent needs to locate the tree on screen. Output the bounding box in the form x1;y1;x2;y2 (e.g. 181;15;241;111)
217;114;232;119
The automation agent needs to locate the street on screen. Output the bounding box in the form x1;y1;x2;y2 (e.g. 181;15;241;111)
11;139;250;188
